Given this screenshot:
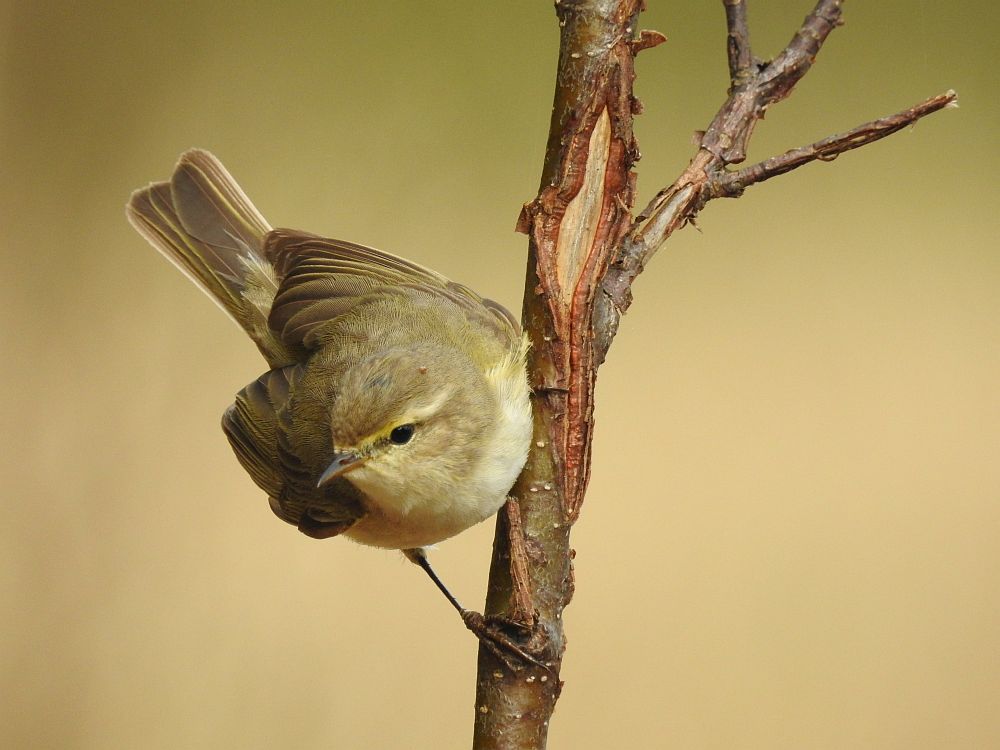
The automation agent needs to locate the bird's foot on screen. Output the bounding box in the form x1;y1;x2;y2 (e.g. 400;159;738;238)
460;609;548;672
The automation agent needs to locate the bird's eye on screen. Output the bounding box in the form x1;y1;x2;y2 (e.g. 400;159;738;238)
389;424;415;445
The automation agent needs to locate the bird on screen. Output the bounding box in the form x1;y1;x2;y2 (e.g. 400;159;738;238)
127;149;535;662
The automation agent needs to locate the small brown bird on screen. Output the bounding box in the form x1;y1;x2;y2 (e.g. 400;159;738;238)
127;150;534;659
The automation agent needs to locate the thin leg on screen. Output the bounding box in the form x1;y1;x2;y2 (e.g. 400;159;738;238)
405;547;464;614
403;547;547;671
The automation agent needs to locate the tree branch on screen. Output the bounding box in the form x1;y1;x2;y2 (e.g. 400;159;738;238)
724;0;753;86
759;0;842;107
472;2;955;747
473;2;646;747
712;90;958;197
595;0;954;365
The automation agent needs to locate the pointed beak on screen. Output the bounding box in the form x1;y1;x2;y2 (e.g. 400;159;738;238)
316;450;368;488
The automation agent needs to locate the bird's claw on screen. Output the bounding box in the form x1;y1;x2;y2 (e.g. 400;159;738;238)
460;609;548;672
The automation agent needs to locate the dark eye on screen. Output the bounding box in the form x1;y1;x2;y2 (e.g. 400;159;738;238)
389;424;415;445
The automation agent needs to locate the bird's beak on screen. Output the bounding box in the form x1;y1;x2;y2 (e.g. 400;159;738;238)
316;450;368;488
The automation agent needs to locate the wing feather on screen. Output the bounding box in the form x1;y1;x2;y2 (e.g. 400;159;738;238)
264;230;521;351
223;365;365;536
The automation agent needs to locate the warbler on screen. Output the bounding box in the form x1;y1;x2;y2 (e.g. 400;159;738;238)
127;150;533;652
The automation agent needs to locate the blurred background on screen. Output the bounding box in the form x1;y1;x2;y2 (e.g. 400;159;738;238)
2;1;996;747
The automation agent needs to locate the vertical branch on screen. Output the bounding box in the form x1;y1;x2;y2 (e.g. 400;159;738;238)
472;1;655;748
723;0;753;85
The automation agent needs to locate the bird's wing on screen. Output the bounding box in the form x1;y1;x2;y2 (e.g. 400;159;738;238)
264;230;521;352
222;365;365;537
222;367;295;501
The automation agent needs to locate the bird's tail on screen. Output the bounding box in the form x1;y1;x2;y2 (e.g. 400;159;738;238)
127;149;292;366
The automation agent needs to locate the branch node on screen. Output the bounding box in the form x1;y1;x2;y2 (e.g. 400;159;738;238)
719;90;958;195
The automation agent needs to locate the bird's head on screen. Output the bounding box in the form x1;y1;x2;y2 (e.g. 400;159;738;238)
318;346;496;511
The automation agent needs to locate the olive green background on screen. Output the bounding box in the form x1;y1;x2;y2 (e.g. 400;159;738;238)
2;2;996;748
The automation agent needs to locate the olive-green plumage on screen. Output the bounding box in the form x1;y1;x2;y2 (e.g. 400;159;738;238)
127;150;532;553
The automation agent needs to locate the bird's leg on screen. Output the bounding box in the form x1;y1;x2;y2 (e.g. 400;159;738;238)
404;548;545;671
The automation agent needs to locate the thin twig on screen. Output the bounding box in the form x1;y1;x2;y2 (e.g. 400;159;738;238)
759;0;843;105
704;0;844;167
594;0;953;366
723;0;753;86
712;90;958;197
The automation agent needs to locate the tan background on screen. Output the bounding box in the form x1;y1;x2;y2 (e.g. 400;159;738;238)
2;2;997;748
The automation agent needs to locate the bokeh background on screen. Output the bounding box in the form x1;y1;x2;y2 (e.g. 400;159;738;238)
2;1;997;748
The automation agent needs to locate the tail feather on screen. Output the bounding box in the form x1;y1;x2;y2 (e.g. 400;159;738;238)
127;149;293;366
170;149;271;258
